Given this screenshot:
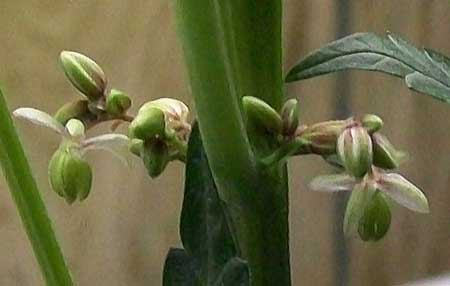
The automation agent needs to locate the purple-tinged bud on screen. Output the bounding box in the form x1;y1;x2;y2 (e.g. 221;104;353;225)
372;133;406;169
242;96;282;134
60;51;107;101
362;114;383;133
281;98;299;136
357;192;391;242
297;118;354;155
337;126;373;177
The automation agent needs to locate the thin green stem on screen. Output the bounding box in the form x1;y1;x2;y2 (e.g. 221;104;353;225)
0;87;73;286
260;137;308;167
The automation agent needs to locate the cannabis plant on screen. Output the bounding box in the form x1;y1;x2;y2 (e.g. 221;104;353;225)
1;2;449;286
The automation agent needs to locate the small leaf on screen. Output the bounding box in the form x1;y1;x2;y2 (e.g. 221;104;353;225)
163;248;199;286
180;123;237;284
286;32;450;103
13;107;66;135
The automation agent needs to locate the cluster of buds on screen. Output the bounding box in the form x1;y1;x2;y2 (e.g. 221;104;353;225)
55;51;132;127
128;98;190;178
306;115;428;241
13;51;190;203
242;95;429;241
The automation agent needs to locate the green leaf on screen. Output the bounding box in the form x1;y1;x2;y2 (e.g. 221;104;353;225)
180;123;238;285
162;248;199;286
286;32;450;103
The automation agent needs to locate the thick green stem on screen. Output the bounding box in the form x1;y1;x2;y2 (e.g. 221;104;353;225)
173;1;290;285
0;87;73;286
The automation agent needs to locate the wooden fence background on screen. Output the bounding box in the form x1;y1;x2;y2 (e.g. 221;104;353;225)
0;1;449;285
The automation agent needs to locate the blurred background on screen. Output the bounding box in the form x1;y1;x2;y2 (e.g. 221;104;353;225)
0;1;450;285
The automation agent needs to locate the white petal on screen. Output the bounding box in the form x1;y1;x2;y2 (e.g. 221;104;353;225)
309;174;356;192
82;134;130;167
13;107;65;134
378;173;429;213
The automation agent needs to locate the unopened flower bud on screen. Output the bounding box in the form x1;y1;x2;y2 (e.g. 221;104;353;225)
242;96;282;134
343;181;376;236
140;98;189;123
65;119;85;139
105;89;132;116
54;100;90;126
337;126;373;177
129;108;165;141
362;114;383;133
48;144;92;204
281;98;299;136
357;192;391;242
298;119;353;155
60;51;107;101
143;140;170;178
372;133;406;169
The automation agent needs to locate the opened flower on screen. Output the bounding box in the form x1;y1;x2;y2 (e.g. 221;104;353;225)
14;107;129;203
309;166;429;240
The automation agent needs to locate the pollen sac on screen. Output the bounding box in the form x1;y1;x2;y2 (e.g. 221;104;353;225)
337;126;373;177
242;96;282;134
357;192;391;242
298;119;353;155
361;114;383;133
128;107;166;141
105;89;132;116
281;98;299;136
48;143;92;204
60;51;107;101
372;133;406;169
142;140;170;178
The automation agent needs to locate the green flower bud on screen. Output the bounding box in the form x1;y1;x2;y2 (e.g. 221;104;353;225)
362;114;383;133
297;119;353;155
139;98;189;123
142;140;170;178
358;192;391;242
372;133;406;169
242;96;282;134
281;98;299;136
60;51;107;101
54;100;90;126
48;144;92;204
105;89;132;116
128;107;165;141
337;126;373;177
